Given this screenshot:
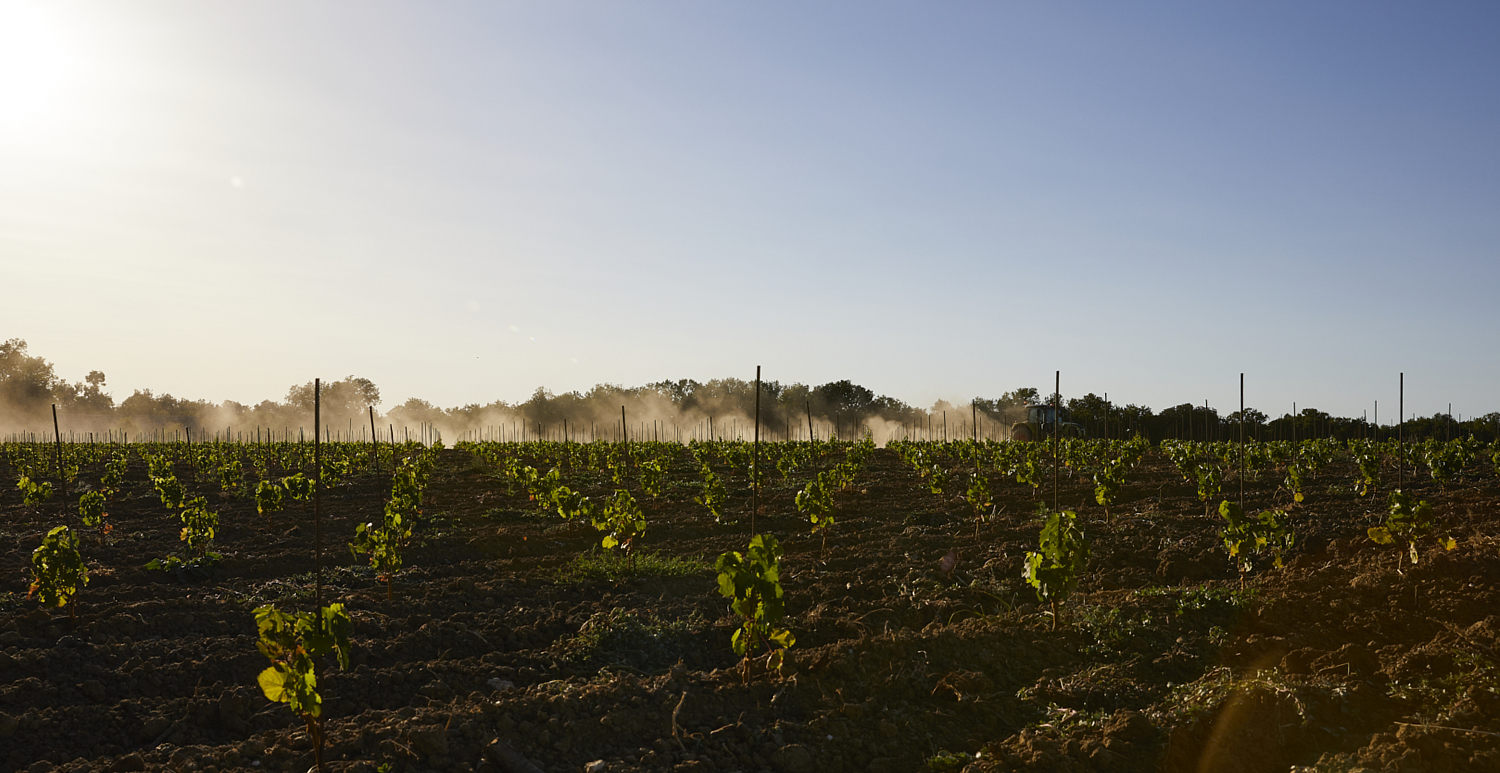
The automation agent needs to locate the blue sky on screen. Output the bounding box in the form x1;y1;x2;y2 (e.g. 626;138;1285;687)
3;1;1498;420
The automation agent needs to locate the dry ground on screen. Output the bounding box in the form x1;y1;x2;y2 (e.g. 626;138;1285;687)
2;442;1497;773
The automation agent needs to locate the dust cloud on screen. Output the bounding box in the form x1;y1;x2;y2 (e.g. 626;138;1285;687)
0;369;1029;447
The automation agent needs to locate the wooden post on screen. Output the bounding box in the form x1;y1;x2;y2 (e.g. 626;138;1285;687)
369;406;379;473
971;401;981;483
52;404;65;500
806;400;814;443
1053;372;1060;514
1239;374;1245;510
314;379;323;623
753;365;761;533
1398;373;1404;488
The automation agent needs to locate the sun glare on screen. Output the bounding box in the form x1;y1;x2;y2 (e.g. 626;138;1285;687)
0;2;74;130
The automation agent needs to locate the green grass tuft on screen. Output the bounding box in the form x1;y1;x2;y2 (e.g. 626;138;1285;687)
556;550;708;584
557;607;707;669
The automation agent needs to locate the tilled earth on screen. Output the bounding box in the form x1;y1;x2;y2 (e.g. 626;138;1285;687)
2;444;1498;773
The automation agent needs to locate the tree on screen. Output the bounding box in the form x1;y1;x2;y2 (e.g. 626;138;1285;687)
975;387;1038;421
809;381;877;429
1067;393;1114;432
1113;404;1155;438
645;379;700;406
870;394;922;422
1224;408;1268;428
285;376;380;417
519;387;564;427
1158;403;1219;440
0;338;61;419
386;397;445;428
117;390;207;432
61;370;115;414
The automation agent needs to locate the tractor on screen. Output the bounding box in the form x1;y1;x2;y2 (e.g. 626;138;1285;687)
1009;404;1085;442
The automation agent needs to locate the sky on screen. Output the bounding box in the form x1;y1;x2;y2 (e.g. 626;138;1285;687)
3;1;1498;421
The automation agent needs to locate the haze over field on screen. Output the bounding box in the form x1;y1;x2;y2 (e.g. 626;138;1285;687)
3;2;1498;419
2;338;1490;446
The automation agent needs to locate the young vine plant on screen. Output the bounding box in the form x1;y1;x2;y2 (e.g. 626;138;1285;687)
351;455;426;598
253;602;353;773
1368;489;1456;567
1022;509;1090;631
29;525;88;620
715;534;795;679
592;489;646;562
78;490;110;536
1217;501;1295;589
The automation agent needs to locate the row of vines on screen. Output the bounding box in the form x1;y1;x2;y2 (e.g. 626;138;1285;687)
5;431;1491;769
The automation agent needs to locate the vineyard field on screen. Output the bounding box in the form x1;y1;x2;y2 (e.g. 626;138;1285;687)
2;437;1499;773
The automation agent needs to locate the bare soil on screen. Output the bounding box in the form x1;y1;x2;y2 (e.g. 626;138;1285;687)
2;444;1497;773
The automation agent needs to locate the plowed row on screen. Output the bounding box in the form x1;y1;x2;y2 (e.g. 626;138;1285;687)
2;444;1497;773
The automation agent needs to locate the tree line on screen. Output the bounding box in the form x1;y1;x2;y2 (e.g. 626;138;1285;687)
3;338;1494;442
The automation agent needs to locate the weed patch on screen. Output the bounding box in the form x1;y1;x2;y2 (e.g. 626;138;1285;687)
558;607;707;671
556;550;707;584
